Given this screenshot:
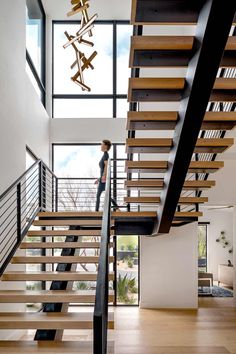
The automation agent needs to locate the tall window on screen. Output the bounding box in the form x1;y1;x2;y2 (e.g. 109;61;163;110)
198;224;207;272
53;143;126;211
52;21;132;118
53;143;139;305
26;0;46;105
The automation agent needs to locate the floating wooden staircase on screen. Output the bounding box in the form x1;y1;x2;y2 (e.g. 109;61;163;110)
126;0;236;234
0;212;115;353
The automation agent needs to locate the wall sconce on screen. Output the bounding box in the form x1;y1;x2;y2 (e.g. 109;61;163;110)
216;231;232;253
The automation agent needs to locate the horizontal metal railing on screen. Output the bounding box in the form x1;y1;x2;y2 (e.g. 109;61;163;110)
0;160;57;275
57;177;128;212
0;157;132;274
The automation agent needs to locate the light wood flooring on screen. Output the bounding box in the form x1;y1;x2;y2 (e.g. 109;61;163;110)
18;299;236;353
114;298;236;354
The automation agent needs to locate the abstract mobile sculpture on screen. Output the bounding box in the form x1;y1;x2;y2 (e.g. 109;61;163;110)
63;0;98;91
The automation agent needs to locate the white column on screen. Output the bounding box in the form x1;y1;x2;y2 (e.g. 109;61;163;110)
140;222;198;309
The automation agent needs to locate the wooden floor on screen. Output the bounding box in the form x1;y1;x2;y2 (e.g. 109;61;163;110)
114;299;236;354
18;299;236;353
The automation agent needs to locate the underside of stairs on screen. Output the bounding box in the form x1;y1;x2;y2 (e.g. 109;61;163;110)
125;0;236;235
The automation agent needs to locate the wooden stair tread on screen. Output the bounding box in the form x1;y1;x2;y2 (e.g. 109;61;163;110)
110;211;202;218
128;77;185;101
127;138;173;147
130;36;236;68
124;197;208;204
126;138;233;153
27;230;111;237
0;312;114;329
129;78;185;95
183;180;216;189
126;160;224;173
11;256;114;264
214;78;236;89
33;220;103;227
125;160;168;173
127;111;236;130
1;271;114;281
125;179;215;190
0;341;111;354
0;290;114;303
124;197;161;203
225;36;236;50
111;211;157;218
174;212;203;218
37;212;102;218
128;78;236;102
131;35;194;50
20;242;114;249
125;180;165;189
130;35;236;51
128;111;178;121
126;138;233;147
188;161;224;173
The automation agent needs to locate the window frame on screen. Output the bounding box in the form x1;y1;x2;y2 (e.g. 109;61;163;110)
52;20;130;118
52;143;140;306
26;0;46;107
198;223;208;273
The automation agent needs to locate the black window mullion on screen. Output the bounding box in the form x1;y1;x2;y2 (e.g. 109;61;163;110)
113;21;117;118
26;0;46;107
52;21;130;118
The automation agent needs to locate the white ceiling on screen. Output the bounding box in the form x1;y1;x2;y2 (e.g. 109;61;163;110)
42;0;131;20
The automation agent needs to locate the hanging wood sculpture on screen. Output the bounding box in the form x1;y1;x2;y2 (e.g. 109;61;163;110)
63;0;98;91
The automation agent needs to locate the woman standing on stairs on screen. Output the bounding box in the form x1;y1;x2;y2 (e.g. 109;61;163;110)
95;140;119;211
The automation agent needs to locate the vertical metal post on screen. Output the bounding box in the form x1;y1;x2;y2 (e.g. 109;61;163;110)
55;178;58;212
39;161;42;210
42;164;46;210
113;234;117;306
113;146;117;205
195;154;199;212
113;21;117;118
16;183;22;242
52;175;54;212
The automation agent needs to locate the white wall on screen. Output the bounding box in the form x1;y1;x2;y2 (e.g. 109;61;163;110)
42;0;131;20
0;0;50;339
233;208;236;304
0;0;50;194
199;209;233;281
50;118;126;144
140;222;198;309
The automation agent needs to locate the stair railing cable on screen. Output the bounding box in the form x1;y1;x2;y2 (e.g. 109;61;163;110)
0;160;57;276
93;158;111;354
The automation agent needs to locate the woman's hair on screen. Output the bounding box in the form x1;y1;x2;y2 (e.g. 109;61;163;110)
102;139;112;151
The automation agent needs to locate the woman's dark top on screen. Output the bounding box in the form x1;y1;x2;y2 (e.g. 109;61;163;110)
99;151;109;180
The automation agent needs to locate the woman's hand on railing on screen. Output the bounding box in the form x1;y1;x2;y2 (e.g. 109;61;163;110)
94;179;99;185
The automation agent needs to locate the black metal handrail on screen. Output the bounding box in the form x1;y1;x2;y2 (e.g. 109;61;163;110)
57;175;128;212
93;159;111;354
0;160;57;275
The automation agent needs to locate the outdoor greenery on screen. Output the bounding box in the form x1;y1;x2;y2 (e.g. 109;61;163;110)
125;256;134;268
117;274;137;304
74;281;91;290
198;225;207;258
117;236;138;251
